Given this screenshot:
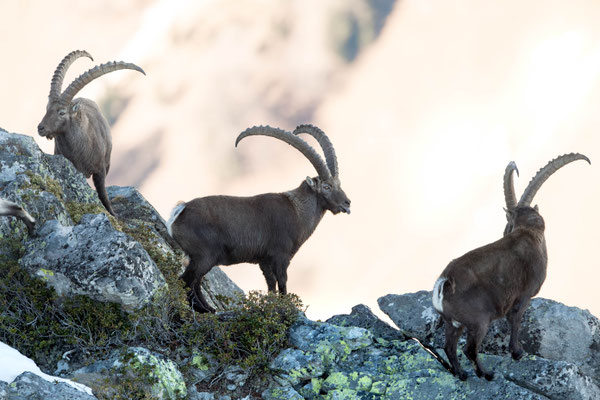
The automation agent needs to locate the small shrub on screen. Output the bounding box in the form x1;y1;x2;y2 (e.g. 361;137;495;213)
191;291;304;375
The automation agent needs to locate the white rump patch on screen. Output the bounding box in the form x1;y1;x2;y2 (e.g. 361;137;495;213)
432;277;447;313
166;202;186;237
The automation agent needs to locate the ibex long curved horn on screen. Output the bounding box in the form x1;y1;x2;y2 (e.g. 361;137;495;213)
518;153;590;207
61;61;146;104
236;125;332;180
503;161;519;210
293;124;338;177
49;50;93;100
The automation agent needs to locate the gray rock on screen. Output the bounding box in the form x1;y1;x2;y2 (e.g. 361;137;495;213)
2;372;97;400
20;213;166;311
72;346;186;400
187;390;215;400
108;185;244;311
265;311;600;399
326;303;407;341
379;292;600;383
262;386;304;400
485;354;600;400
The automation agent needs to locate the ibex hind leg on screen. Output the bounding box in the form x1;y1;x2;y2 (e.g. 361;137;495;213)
182;256;216;313
259;262;277;292
507;298;530;360
443;317;468;381
272;258;290;295
464;323;494;380
92;172;115;216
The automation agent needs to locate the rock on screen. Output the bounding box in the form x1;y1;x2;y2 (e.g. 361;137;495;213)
485;355;600;400
265;311;600;399
2;372;97;400
0;129;242;313
108;185;244;311
20;213;166;311
378;291;442;344
326;304;407;341
72;347;186;400
262;386;304;400
187;390;215;400
379;292;600;384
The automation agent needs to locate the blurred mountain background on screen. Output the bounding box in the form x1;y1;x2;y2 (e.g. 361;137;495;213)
1;0;599;321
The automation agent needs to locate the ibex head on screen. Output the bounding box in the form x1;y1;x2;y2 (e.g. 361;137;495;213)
235;124;351;215
37;50;145;139
503;153;590;235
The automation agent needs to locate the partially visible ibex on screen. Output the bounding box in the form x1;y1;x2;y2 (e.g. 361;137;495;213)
432;153;590;381
0;199;35;235
502;153;590;235
37;50;145;215
167;125;350;312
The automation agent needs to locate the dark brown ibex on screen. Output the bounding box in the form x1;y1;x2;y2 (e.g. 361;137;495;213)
432;153;590;381
37;50;145;215
0;198;35;235
167;125;350;312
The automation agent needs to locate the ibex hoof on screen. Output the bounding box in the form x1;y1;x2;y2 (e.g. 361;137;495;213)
511;348;524;360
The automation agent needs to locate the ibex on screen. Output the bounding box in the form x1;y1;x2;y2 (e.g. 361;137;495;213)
167;125;350;312
37;50;145;215
0;199;35;235
432;153;590;381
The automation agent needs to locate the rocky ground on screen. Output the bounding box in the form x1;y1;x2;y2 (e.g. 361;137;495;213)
1;128;599;399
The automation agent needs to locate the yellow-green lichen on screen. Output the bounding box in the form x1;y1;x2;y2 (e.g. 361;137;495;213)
23;170;64;201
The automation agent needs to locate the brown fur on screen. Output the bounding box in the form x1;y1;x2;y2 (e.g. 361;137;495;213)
434;206;547;380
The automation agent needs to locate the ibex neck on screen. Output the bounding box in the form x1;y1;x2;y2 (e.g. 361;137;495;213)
284;181;326;246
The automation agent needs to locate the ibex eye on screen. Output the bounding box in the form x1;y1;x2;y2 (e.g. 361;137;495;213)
58;110;66;116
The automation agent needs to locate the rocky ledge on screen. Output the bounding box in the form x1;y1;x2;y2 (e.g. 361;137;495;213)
1;128;599;400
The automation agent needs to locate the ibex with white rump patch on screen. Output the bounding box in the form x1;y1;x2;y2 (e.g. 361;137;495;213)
167;125;350;312
37;50;145;215
432;153;589;381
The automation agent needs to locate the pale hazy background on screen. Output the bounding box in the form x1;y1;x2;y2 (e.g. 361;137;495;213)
1;0;599;321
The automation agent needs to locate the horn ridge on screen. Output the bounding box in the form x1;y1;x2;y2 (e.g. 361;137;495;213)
61;60;145;104
503;161;519;210
236;125;331;180
49;50;93;99
518;152;590;207
293;124;339;177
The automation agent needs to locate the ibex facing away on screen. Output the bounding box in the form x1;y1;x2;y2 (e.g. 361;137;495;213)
167;125;350;312
37;50;145;215
433;153;589;381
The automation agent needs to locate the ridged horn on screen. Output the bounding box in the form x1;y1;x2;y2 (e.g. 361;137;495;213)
518;153;591;207
293;124;338;177
61;60;146;104
236;125;332;180
503;161;519;210
49;50;93;100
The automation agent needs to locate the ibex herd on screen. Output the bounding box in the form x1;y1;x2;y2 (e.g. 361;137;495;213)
0;49;591;382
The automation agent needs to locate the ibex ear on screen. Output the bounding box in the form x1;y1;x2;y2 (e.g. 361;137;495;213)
306;176;317;189
504;207;515;220
71;103;80;114
534;204;539;212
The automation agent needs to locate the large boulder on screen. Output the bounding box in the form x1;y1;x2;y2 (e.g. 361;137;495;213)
265;314;600;399
378;292;600;384
0;129;243;312
71;346;186;400
19;213;166;311
0;372;97;400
